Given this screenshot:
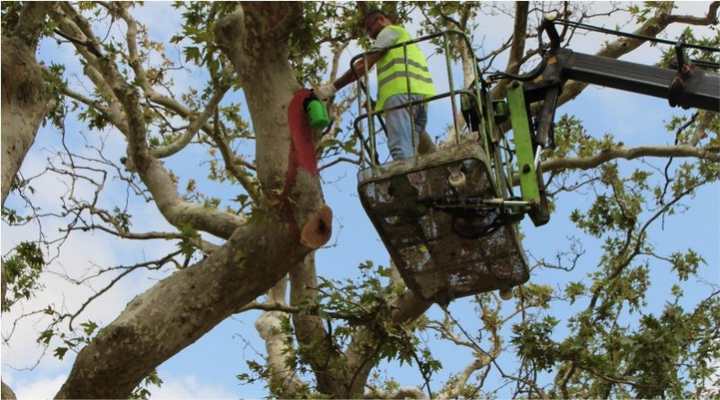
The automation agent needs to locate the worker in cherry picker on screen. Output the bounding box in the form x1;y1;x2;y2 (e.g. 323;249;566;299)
315;10;437;161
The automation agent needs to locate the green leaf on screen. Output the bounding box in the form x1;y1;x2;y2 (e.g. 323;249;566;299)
183;46;201;63
80;321;99;336
53;346;68;360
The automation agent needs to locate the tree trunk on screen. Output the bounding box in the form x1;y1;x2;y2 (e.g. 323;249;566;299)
55;217;312;398
1;36;53;206
56;4;332;398
1;381;17;400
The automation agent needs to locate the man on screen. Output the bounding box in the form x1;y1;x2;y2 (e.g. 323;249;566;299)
315;10;436;161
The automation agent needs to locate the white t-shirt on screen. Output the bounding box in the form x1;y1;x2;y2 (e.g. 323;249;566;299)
370;25;401;51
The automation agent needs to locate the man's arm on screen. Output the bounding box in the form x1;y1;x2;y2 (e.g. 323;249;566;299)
333;51;384;91
316;26;400;99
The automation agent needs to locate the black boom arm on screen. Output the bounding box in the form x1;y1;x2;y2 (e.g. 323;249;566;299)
521;19;720;149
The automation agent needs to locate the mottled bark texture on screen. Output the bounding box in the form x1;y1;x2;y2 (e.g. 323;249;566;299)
55;3;331;398
56;218;308;398
1;5;55;397
1;2;55;206
1;381;17;400
256;277;307;396
215;3;332;249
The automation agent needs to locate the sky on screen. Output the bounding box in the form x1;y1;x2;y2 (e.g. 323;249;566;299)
2;2;718;399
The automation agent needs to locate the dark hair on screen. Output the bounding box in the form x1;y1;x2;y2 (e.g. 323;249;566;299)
364;10;389;25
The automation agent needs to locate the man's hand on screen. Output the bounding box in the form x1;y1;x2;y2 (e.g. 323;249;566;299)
315;82;336;100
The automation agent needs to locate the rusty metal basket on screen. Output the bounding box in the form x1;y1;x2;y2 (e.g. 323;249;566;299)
358;143;529;305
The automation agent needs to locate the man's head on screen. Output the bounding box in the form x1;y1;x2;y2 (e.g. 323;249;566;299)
364;10;391;40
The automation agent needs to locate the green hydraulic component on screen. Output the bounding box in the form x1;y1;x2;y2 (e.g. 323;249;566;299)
506;82;550;226
305;96;331;129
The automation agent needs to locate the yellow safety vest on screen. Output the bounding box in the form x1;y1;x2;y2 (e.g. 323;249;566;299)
375;25;436;111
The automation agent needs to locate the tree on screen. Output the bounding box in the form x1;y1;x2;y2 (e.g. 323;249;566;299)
1;2;718;399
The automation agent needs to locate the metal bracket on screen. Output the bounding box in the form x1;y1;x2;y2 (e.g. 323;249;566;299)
669;39;697;109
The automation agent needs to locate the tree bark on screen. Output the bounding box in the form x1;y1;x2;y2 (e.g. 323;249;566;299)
55;3;332;398
255;277;307;396
289;255;348;395
1;381;17;400
1;0;55;335
1;3;56;206
55;217;311;398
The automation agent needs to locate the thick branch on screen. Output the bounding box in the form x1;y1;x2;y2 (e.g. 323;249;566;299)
289;254;346;395
507;2;529;75
113;3;150;91
2;3;57;206
55;215;313;399
150;84;230;159
255;277;308;396
666;1;719;25
12;2;55;47
55;4;247;239
542;144;720;173
491;2;529;97
51;12;127;127
215;2;331;250
1;381;16;400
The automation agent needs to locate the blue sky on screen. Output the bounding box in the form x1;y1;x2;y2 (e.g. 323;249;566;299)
2;2;718;398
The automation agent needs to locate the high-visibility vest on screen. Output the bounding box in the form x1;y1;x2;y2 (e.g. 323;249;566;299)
375;25;436;111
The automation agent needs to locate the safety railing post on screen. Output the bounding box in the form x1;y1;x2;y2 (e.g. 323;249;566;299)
363;52;377;166
443;32;460;145
471;42;487;156
403;43;416;155
355;84;366;168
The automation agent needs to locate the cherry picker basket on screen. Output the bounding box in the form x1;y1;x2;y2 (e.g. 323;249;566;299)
358;143;529;305
353;30;534;304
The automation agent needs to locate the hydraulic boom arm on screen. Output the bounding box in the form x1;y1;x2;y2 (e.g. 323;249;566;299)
521;19;720;149
492;19;719;226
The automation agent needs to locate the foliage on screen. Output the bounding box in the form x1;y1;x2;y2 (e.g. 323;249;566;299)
129;370;164;400
2;242;44;311
2;1;718;399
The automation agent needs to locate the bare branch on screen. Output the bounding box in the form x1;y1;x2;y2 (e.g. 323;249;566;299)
207;111;261;203
541;144;720;173
491;2;529;96
52;4;248;239
255;277;308;396
60;85;129;133
666;1;719;25
507;2;529;75
150;83;230;159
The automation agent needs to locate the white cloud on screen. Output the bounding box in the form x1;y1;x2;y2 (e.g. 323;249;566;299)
11;374;66;400
2;372;238;400
2;130;179;374
149;375;236;400
1;226;157;372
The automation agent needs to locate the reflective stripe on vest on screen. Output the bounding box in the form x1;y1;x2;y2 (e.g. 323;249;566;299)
375;25;436;111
